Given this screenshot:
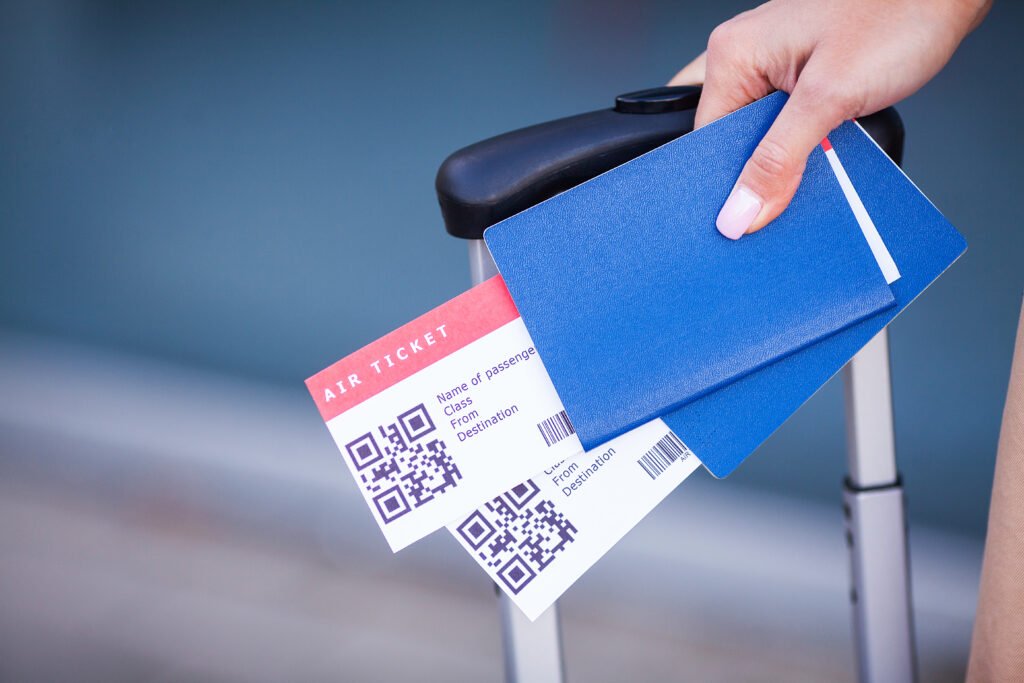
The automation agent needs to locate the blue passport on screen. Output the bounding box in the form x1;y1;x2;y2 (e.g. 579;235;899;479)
660;120;965;476
485;93;898;454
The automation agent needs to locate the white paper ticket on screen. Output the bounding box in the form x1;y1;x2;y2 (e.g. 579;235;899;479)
305;276;687;552
448;418;700;620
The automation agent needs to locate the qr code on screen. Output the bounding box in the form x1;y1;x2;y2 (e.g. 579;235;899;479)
344;404;462;525
455;480;577;595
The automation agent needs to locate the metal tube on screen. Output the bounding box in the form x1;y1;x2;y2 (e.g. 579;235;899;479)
842;329;916;683
469;238;566;683
499;590;567;683
469;239;499;284
844;330;898;488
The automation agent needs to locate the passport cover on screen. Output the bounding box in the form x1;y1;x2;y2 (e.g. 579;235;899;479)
661;121;966;477
485;93;896;451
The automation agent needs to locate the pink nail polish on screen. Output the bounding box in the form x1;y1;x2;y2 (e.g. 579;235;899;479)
716;185;762;240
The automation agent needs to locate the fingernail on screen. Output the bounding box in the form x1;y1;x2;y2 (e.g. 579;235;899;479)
716;185;762;240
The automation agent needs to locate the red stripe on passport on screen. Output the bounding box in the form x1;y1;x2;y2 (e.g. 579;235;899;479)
306;275;520;422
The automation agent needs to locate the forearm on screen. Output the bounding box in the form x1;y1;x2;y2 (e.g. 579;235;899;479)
968;300;1024;682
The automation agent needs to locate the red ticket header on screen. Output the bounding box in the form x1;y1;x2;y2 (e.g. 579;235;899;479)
306;275;520;422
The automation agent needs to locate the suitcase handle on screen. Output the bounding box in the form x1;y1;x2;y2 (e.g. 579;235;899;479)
435;85;903;240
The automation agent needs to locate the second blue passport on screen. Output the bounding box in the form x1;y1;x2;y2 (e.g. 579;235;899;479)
484;93;895;450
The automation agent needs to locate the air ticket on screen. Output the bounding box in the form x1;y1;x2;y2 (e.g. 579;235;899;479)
448;419;700;620
305;276;686;551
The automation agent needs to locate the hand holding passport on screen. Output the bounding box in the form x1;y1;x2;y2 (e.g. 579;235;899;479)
305;92;965;619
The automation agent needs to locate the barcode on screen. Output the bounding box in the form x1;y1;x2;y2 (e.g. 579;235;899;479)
455;479;577;595
637;432;690;479
537;410;575;447
345;403;462;525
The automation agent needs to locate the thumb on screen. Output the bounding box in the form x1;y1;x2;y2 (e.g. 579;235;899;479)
668;52;706;86
715;79;853;240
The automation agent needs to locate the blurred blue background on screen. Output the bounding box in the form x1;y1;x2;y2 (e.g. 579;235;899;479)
1;1;1021;681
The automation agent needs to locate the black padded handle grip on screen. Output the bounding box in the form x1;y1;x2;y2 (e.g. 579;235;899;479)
436;86;904;240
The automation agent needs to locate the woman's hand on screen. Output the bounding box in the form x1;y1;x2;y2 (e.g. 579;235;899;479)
670;0;991;240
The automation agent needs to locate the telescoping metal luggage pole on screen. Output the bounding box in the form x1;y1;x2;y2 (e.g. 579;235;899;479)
436;86;914;683
843;329;916;683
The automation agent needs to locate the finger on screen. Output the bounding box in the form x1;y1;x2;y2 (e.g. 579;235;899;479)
715;75;854;240
667;52;706;86
694;22;773;129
